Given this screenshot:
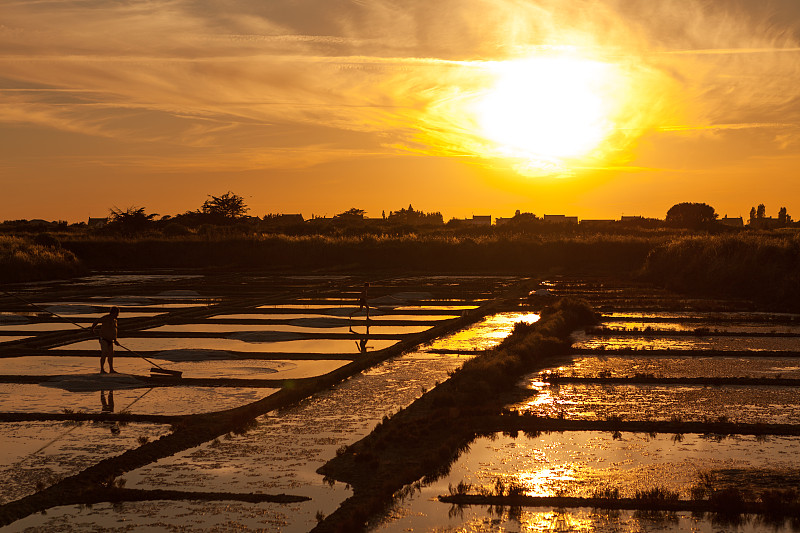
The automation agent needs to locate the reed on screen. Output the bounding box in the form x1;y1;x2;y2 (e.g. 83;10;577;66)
0;236;86;283
56;233;661;272
643;233;800;310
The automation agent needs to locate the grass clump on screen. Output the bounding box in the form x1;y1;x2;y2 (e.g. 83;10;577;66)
0;235;86;283
634;487;680;501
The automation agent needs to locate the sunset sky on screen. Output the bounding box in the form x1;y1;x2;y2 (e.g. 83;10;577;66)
2;0;800;222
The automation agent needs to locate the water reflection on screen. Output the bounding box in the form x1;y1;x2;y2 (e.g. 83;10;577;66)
573;331;800;351
534;356;800;380
371;433;800;532
426;312;540;352
512;383;800;424
351;324;371;353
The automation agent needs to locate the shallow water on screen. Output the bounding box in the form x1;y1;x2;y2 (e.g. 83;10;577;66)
604;311;800;321
372;432;800;532
572;331;800;351
511;383;800;424
425;312;539;352
165;359;350;380
0;421;171;506
6;500;321;533
598;321;800;334
0;336;31;343
394;305;479;311
0;383;275;415
42;302;206;312
0;323;74;332
145;323;432;335
212;313;459;322
538;355;800;379
122;350;478;532
54;337;399;354
0;356;347;380
374;501;797;532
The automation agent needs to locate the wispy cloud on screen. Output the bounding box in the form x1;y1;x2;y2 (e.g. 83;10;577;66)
2;0;800;174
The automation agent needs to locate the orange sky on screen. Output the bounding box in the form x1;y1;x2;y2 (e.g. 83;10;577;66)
2;0;800;222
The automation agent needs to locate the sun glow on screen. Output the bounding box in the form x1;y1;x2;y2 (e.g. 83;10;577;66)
473;55;625;174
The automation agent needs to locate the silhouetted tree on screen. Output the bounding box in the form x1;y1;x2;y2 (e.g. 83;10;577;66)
201;191;248;222
665;202;717;228
108;206;157;233
387;204;443;226
756;204;766;219
749;207;757;225
334;208;365;220
778;207;791;225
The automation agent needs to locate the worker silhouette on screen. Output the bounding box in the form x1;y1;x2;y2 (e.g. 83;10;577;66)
350;282;370;320
91;306;120;374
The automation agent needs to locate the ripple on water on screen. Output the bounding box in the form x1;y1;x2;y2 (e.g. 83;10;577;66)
511;383;800;424
0;383;275;415
122;349;478;531
0;421;171;505
370;432;800;532
572;331;800;351
425;312;539;352
536;355;800;379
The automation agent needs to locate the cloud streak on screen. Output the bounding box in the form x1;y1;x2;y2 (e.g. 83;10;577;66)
2;0;800;175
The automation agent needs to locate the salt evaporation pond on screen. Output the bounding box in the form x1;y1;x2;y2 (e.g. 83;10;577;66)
42;301;211;310
53;337;399;353
539;355;800;379
373;505;794;532
596;320;800;334
145;323;432;335
604;311;800;321
0;336;31;343
162;359;349;380
116;349;480;532
0;356;347;380
0;421;171;505
424;312;539;352
0;323;74;332
0;383;275;415
6;500;317;532
512;383;800;424
372;432;800;532
213;313;458;322
573;332;800;351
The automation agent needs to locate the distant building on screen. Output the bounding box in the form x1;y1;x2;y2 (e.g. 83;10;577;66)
620;216;644;222
719;216;744;228
447;215;492;227
543;214;578;224
264;214;303;223
749;217;776;230
87;217;108;227
580;219;615;227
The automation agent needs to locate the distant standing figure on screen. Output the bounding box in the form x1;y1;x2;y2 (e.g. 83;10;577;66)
91;306;120;374
352;282;370;320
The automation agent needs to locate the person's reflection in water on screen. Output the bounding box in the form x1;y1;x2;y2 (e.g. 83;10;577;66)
100;389;115;412
99;390;121;435
349;324;371;354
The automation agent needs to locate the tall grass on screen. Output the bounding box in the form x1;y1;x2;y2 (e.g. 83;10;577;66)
0;236;86;283
59;233;662;272
643;234;800;310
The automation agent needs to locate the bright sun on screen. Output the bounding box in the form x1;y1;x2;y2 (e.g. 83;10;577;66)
474;55;619;172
